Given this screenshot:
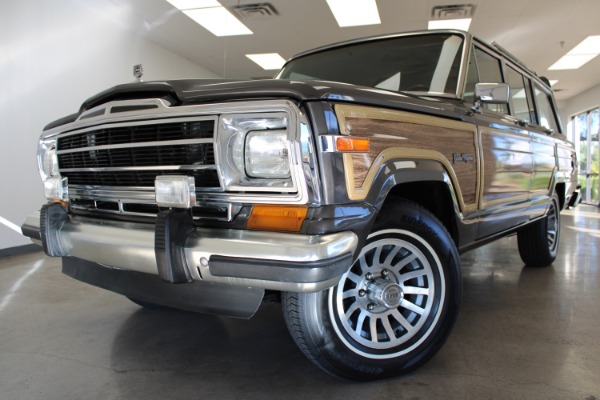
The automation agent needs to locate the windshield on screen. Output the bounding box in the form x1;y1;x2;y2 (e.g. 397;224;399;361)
277;33;465;97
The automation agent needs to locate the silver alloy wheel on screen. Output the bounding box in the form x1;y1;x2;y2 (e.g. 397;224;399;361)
547;199;559;254
329;229;445;359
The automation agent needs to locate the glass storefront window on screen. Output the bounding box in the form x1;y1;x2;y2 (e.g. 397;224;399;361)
572;108;600;205
590;109;599;203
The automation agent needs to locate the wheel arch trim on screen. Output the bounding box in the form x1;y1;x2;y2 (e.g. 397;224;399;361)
343;148;474;215
351;153;464;219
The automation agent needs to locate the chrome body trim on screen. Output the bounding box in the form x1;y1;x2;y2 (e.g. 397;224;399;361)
60;165;218;173
68;185;156;202
320;135;337;152
24;211;358;292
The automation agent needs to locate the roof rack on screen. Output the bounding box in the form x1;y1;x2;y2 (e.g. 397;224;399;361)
491;41;537;77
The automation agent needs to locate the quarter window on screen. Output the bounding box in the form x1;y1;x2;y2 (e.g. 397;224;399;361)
506;66;535;123
533;86;560;133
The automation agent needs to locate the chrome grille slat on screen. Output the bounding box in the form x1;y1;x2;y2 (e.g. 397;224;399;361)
60;165;217;172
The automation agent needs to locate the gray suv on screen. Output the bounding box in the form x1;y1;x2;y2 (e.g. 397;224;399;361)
23;30;579;380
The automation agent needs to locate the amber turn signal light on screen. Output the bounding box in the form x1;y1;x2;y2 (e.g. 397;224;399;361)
336;137;370;152
247;204;308;232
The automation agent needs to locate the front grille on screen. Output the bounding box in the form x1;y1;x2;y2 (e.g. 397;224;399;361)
56;119;219;190
58;120;214;149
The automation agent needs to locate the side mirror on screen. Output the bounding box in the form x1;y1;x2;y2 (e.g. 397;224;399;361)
472;83;509;113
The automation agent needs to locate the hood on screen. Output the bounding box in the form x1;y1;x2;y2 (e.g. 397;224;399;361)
46;79;462;130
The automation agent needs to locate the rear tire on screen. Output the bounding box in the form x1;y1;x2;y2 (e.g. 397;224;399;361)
517;193;561;267
283;200;461;380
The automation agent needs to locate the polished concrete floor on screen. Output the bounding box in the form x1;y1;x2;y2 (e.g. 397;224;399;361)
1;206;599;400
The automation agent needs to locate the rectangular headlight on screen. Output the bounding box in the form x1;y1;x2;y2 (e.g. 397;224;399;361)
155;176;196;208
245;130;290;178
217;114;296;192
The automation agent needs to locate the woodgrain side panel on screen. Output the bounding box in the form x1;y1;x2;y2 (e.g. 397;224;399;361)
335;105;479;211
479;128;533;207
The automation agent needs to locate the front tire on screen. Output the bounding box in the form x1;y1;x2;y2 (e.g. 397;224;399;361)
283;200;461;380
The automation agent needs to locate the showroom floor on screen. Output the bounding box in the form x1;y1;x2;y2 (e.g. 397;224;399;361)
0;206;598;400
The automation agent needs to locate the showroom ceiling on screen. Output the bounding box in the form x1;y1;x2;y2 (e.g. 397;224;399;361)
90;0;599;101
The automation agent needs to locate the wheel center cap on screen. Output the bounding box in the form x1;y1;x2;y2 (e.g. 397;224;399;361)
367;279;404;309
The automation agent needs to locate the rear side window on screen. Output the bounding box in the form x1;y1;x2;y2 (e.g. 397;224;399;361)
534;86;560;133
506;66;536;123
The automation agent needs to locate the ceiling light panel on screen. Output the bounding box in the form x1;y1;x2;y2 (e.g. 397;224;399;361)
548;35;600;70
428;18;472;31
165;0;221;10
165;0;253;36
548;54;597;70
183;7;253;36
326;0;381;27
569;35;600;55
246;53;286;70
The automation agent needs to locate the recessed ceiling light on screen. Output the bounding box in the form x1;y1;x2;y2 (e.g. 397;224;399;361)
428;18;472;31
326;0;381;27
183;7;253;36
246;53;286;70
548;35;600;70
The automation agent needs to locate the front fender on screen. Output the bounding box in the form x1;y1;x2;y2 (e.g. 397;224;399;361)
363;157;461;214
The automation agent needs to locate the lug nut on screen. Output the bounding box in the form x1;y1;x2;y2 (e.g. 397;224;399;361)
358;289;367;297
365;272;374;280
381;269;389;278
367;303;375;311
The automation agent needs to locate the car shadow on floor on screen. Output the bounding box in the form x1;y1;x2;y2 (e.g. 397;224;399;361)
108;302;358;398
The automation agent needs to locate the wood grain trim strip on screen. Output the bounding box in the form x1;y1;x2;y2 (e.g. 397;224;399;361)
335;104;479;213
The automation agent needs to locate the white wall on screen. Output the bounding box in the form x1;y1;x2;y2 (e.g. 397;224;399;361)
0;0;220;250
559;83;600;130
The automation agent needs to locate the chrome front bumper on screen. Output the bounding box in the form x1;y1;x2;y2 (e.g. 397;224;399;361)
22;207;358;292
